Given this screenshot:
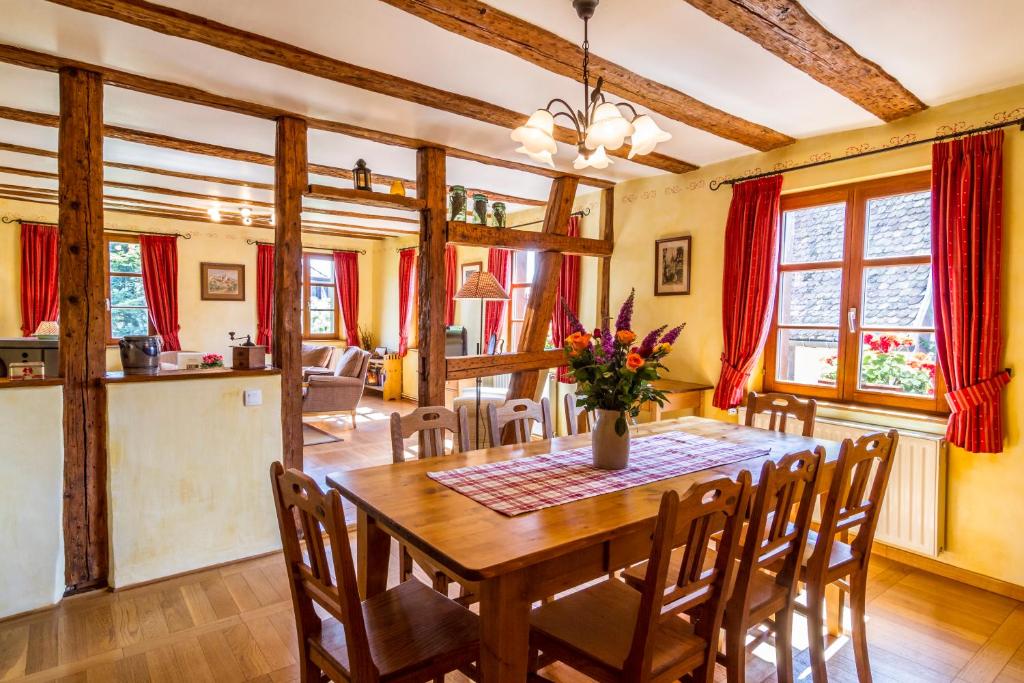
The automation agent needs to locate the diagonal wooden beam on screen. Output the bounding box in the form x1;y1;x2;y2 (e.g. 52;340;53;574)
42;0;695;173
381;0;794;151
0;42;611;191
681;0;926;121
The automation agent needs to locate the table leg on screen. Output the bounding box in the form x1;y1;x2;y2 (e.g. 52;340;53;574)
356;509;391;599
479;570;531;682
826;582;846;636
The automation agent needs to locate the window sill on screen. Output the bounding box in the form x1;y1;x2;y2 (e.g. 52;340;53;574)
813;400;947;436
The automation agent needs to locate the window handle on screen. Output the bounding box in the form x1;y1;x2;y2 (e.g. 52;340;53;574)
848;307;858;334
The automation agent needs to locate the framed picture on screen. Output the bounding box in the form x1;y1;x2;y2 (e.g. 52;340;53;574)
654;236;691;296
460;260;482;285
200;262;245;301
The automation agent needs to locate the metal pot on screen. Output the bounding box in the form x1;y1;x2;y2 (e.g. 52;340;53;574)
119;335;162;375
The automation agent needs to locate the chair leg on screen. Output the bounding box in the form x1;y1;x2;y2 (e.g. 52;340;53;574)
774;606;795;683
806;582;830;683
399;545;413;582
723;618;746;683
432;571;450;597
299;648;323;683
826;582;846;636
849;570;872;683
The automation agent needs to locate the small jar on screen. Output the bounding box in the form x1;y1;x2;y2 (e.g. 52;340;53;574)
491;202;507;229
448;185;467;222
472;193;488;225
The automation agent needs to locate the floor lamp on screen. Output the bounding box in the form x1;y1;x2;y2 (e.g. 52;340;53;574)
454;271;510;449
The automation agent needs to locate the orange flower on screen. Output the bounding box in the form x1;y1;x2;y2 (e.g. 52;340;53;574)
654;342;672;356
625;352;644;370
616;329;637;345
566;331;592;351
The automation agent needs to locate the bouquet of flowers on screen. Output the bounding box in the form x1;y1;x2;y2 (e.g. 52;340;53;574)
562;289;685;436
200;353;224;369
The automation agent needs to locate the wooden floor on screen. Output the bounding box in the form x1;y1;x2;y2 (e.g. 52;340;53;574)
2;543;1024;682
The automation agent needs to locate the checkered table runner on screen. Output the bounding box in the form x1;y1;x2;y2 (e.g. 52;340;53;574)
426;432;768;516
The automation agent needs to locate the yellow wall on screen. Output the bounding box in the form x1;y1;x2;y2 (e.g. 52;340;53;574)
0;385;64;618
106;373;283;587
608;84;1024;586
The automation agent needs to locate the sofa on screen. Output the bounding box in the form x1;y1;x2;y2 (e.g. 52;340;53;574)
301;344;342;380
302;346;371;427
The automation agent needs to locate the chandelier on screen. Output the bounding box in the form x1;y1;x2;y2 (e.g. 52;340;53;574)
511;0;672;170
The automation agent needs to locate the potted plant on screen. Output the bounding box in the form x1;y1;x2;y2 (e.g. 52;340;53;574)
200;353;224;369
562;289;685;470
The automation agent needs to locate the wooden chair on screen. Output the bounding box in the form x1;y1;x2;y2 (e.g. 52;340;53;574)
744;391;817;437
486;396;553;446
798;430;899;683
563;392;593;435
269;463;479;683
389;405;469;464
529;474;752;683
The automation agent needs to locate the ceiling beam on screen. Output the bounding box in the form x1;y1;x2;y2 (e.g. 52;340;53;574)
681;0;926;122
381;0;794;151
41;1;695;173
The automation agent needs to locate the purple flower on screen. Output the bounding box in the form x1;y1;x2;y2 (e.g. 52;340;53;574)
638;325;667;358
601;327;615;356
562;299;586;335
615;288;636;332
659;323;686;346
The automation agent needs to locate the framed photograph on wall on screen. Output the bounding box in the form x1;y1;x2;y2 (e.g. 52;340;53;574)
654;236;691;296
460;260;482;285
200;262;245;301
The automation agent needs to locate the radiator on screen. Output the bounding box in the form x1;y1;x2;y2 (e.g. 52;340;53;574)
739;411;947;557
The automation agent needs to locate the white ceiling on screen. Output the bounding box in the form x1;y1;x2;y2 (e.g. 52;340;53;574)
0;0;1021;233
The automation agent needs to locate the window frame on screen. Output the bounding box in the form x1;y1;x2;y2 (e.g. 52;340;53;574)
104;233;153;344
505;250;538;353
764;171;947;414
301;252;341;341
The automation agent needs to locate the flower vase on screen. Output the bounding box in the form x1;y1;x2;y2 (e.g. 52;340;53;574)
592;409;630;470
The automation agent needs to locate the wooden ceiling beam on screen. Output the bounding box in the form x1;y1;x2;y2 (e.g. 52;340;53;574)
681;0;926;121
382;0;794;151
40;1;694;173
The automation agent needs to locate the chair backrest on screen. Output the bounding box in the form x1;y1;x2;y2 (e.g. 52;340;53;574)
626;474;751;678
269;463;376;681
335;347;371;380
744;391;817;437
563;392;592;436
390;405;470;463
809;430;899;576
731;449;823;616
486;397;553;446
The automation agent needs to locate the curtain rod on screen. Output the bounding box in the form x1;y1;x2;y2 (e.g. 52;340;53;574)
506;207;590;230
709;117;1024;191
245;238;365;255
2;217;191;239
396;245;417;253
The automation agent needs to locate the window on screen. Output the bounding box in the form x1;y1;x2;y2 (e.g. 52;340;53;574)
765;172;944;412
301;253;340;339
105;235;151;342
504;250;554;353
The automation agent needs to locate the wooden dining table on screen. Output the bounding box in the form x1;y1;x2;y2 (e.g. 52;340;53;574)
326;415;843;682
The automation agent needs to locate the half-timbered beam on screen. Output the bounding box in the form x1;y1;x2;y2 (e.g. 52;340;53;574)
596;188;614;327
58;66;107;591
273;116;307;471
41;1;694;173
446;349;564;381
447;221;611;257
416;147;449;408
506;176;580;402
382;0;794;151
682;0;926;121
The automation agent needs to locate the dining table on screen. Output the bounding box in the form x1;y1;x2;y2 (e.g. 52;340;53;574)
326;415;844;682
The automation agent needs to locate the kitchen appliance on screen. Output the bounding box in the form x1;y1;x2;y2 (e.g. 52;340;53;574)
0;338;59;377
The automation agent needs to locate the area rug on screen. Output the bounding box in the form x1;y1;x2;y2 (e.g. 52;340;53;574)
302;423;343;446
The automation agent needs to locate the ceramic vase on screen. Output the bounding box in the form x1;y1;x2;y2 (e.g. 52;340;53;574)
592;409;630;470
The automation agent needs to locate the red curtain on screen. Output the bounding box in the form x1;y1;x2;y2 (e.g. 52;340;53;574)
139;235;181;351
444;244;457;326
256;244;274;350
552;215;581;382
483;247;511;346
712;175;784;410
333;251;360;346
398;248;416;356
19;223;59;336
932;130;1009;453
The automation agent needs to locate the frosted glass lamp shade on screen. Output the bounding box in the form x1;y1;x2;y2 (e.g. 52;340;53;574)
455;271;510;301
516;146;555;167
584;102;633;151
628;114;672;158
573;145;613;170
511;109;557;156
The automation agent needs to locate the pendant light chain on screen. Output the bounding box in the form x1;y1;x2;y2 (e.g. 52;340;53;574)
582;17;591;127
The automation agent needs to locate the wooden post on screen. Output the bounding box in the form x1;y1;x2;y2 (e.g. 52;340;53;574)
506;176;580;401
416;147;447;408
273;116;307;470
596;188;614;327
58;66;108;590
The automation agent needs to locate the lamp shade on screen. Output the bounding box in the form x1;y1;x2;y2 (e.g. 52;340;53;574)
628;114;672;158
454;271;510;301
584;102;633;151
33;321;59;337
573;145;613;170
511;109;557;156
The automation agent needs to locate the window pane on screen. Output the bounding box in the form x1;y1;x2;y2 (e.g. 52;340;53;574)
309;310;335;335
859;331;937;396
309;258;334;283
511;287;530;319
779;269;842;326
775;328;839;386
781;202;845;264
111;308;148;338
108;241;142;274
509;322;523;352
310;285;335;310
862;264;932;327
110;275;147;307
865;191;931;259
512;251;536;284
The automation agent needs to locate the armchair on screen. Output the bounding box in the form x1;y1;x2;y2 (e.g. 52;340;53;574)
301;347;371;428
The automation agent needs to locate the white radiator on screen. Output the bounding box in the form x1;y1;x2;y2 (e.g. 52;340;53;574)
739;411;947;557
